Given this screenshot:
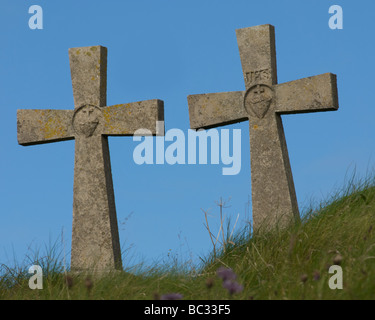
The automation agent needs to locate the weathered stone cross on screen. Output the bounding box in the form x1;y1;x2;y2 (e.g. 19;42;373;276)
188;25;339;229
17;46;164;271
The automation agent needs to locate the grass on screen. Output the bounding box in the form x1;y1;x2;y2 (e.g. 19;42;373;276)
1;173;375;300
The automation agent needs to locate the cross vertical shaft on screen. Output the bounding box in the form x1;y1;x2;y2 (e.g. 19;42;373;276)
237;25;299;227
72;134;121;270
69;46;121;271
248;105;299;228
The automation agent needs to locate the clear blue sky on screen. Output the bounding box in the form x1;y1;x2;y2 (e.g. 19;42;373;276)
1;0;374;270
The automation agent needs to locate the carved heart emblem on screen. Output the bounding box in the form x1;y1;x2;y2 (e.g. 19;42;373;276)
73;105;102;137
76;120;99;138
244;84;274;119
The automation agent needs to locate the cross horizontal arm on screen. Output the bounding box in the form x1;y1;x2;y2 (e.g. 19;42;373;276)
275;73;339;114
17;109;74;146
188;91;247;130
102;99;164;136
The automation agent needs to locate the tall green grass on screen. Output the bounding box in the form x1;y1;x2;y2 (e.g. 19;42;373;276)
1;173;375;300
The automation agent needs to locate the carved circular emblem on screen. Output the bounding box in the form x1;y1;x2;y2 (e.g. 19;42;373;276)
243;84;274;119
72;104;102;137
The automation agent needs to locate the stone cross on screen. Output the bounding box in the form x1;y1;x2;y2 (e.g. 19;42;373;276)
17;46;164;271
187;25;339;229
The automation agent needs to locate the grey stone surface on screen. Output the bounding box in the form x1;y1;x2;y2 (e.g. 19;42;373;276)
17;46;164;272
188;25;339;230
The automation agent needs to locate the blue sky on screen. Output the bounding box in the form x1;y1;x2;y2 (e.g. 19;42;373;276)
1;0;374;269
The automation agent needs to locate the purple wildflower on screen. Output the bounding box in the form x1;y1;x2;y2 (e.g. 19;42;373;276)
217;267;243;296
217;267;237;282
223;280;243;295
313;271;321;281
160;293;183;300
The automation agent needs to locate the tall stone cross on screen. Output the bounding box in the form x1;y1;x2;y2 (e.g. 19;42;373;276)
17;46;164;271
188;25;339;229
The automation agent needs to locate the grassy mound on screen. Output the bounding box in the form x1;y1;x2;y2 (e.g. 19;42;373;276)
1;177;375;300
